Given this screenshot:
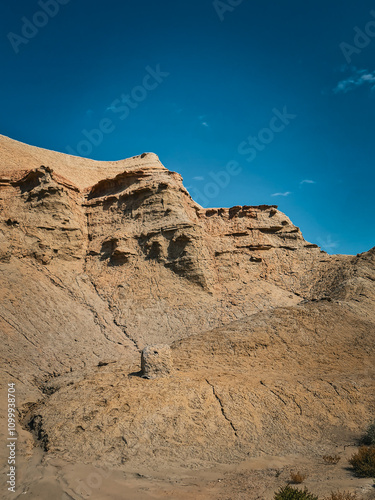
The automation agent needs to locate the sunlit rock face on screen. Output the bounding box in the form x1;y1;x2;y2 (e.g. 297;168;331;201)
0;134;374;474
0;134;340;349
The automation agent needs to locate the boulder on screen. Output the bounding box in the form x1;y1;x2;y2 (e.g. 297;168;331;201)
141;344;173;379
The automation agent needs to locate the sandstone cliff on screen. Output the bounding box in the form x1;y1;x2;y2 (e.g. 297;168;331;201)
0;134;374;499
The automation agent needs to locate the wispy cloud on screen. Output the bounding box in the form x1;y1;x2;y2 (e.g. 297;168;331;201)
271;191;291;197
333;68;375;94
300;179;316;185
317;235;339;252
193;176;205;181
198;114;210;128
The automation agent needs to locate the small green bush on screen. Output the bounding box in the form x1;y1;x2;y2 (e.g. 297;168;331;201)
361;420;375;446
274;485;319;500
349;445;375;477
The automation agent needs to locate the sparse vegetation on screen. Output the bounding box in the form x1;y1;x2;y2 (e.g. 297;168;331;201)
349;445;375;477
274;485;318;500
322;454;341;465
289;471;308;484
323;492;358;500
361;420;375;446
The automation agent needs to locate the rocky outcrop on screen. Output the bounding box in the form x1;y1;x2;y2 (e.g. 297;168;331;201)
0;134;374;497
141;345;173;379
0;134;346;351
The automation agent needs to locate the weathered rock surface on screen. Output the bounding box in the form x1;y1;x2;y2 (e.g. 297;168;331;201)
0;134;351;353
0;134;374;498
141;344;173;379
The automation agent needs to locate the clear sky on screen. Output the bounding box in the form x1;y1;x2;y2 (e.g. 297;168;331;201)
1;0;374;255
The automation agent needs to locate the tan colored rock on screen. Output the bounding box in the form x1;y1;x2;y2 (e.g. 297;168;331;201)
0;134;374;499
141;344;173;379
0;134;342;351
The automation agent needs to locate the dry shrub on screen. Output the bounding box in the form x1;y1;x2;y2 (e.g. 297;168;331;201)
361;420;375;446
289;471;307;484
322;454;341;465
349;445;375;477
323;492;358;500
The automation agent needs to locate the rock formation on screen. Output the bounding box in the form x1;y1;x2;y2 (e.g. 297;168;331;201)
0;134;374;498
141;345;173;379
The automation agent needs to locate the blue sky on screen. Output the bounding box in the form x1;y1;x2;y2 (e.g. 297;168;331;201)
1;0;374;255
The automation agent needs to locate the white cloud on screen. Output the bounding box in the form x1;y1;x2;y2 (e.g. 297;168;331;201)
317;235;339;252
300;179;316;185
198;114;210;128
333;68;375;94
271;191;291;197
193;176;205;181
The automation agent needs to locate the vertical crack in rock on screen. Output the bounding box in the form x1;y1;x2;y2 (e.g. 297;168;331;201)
206;379;238;438
113;317;141;351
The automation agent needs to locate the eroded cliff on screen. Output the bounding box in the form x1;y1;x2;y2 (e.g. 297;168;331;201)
0;134;374;498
